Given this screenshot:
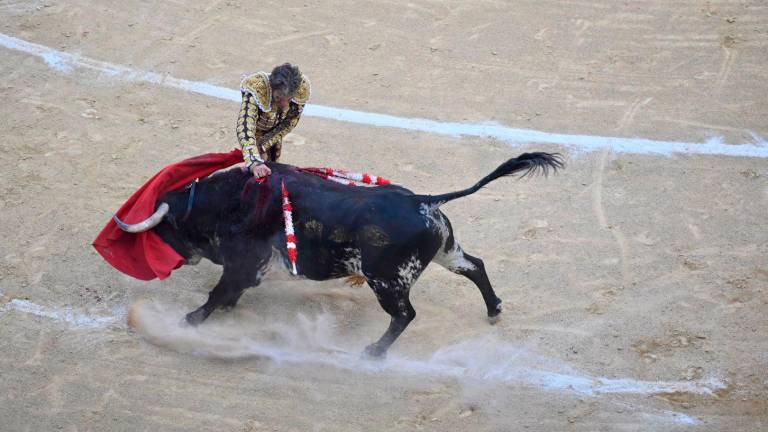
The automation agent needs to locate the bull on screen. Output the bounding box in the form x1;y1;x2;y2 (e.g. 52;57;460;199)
115;152;563;357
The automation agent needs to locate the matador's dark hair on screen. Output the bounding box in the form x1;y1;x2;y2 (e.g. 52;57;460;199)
270;63;302;98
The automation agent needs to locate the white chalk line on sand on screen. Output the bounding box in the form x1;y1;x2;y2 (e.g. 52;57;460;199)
0;298;121;329
2;33;767;158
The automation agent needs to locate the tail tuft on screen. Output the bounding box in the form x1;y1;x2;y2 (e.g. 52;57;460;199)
513;152;565;179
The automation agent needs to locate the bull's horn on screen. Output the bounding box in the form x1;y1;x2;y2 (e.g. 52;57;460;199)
113;203;169;233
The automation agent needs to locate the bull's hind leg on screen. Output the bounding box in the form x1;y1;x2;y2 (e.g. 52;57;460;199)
185;264;263;325
435;241;502;323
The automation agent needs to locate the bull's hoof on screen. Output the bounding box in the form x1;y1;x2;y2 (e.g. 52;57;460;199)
487;300;502;325
184;309;207;326
362;343;387;360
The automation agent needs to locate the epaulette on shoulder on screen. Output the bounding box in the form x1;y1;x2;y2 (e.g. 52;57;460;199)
240;71;271;112
292;74;311;105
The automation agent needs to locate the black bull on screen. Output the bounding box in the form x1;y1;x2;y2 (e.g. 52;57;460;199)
116;152;563;357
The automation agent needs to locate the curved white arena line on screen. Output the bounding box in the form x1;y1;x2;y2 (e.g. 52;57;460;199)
2;33;766;158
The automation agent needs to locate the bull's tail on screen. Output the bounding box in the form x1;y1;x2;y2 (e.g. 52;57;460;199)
416;152;564;206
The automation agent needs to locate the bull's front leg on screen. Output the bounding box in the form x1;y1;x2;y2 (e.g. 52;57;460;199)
185;264;264;325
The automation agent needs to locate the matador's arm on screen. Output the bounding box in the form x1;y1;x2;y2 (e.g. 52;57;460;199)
236;92;265;166
256;104;303;153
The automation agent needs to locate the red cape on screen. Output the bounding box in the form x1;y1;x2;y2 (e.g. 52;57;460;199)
93;149;243;280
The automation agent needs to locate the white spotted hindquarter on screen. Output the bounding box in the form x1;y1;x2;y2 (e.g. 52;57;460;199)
421;203;477;273
396;253;423;289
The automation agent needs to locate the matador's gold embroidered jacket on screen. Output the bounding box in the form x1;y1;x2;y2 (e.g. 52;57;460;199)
236;71;311;165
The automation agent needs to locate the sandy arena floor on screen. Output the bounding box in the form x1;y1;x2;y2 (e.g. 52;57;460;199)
1;1;767;431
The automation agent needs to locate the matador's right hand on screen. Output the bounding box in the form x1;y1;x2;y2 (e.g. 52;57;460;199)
250;163;272;178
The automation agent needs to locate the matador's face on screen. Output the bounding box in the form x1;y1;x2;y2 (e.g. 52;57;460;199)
273;93;291;111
